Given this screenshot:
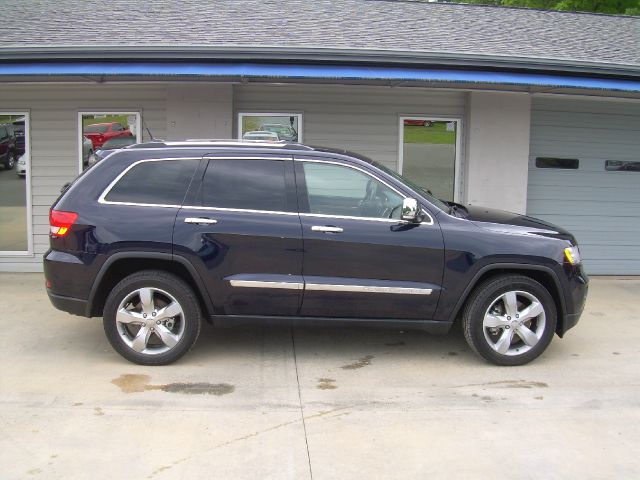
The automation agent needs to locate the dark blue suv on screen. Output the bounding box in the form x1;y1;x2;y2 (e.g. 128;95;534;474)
44;141;588;366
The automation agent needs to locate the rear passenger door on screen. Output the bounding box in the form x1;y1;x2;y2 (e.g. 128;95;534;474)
173;155;304;316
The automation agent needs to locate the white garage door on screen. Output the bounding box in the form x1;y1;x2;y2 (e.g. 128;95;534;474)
527;97;640;275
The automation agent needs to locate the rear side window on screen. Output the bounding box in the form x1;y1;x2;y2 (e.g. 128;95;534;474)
105;159;199;205
201;159;289;212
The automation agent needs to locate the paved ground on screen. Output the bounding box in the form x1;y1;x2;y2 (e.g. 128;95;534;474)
0;274;638;479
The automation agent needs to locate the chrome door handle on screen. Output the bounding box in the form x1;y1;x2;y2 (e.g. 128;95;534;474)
184;217;218;225
311;225;343;233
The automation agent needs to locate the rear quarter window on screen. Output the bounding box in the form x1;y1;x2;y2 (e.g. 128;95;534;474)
104;159;199;206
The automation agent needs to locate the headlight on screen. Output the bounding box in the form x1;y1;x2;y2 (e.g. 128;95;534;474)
564;246;582;265
17;156;25;166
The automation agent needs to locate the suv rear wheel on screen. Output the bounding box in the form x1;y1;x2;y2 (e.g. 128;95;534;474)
103;270;202;365
462;274;557;366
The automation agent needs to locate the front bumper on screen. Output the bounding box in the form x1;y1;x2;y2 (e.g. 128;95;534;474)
558;265;588;337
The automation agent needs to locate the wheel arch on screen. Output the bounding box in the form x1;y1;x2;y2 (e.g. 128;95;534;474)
87;252;214;321
449;263;567;336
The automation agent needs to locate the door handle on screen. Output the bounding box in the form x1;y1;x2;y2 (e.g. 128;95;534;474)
311;225;343;233
184;217;218;225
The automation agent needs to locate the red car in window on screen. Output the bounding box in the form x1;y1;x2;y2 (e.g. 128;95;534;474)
84;122;133;149
404;119;433;127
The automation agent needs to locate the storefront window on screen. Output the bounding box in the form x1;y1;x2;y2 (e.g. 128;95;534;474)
79;112;141;172
399;117;461;202
238;113;302;143
0;112;30;253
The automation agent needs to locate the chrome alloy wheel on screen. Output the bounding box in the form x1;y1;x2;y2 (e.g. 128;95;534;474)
482;290;546;356
115;287;185;355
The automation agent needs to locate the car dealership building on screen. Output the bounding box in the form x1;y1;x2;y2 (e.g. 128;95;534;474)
0;0;638;275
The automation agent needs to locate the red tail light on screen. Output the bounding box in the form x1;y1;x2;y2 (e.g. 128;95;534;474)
50;210;78;237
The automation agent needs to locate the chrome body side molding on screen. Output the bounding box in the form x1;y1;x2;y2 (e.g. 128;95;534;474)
226;274;435;295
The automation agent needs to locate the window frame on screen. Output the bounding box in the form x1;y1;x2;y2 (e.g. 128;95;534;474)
0;110;33;257
99;157;201;208
295;158;434;225
237;112;303;143
398;115;463;203
78;111;142;174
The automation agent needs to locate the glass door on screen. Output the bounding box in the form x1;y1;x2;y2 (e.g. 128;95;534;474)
399;117;460;202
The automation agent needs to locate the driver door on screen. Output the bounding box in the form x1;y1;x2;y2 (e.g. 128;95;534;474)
295;157;444;320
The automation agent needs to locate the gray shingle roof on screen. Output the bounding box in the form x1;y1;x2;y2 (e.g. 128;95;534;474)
1;0;639;69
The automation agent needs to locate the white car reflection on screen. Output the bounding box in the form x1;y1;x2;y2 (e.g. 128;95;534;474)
16;154;26;177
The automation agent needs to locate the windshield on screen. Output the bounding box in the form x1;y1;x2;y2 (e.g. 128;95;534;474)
84;124;109;133
372;161;449;212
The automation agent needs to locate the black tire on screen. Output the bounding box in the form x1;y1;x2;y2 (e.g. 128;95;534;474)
103;270;202;365
462;274;557;366
4;151;15;170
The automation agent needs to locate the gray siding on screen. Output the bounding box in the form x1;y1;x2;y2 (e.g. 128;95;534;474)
527;97;640;275
234;84;466;172
0;84;167;271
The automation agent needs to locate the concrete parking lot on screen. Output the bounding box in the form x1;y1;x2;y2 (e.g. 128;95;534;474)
0;273;638;479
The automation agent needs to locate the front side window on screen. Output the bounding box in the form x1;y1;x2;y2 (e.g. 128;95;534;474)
301;162;403;219
105;160;198;205
201;159;289;212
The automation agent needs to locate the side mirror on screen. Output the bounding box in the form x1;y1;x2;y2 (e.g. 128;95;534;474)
401;197;420;222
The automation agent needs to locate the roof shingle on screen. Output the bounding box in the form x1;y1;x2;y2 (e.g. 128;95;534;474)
1;0;639;69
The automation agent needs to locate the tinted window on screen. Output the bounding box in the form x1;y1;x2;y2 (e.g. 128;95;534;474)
0;126;6;138
301;162;403;219
105;160;198;205
605;160;640;172
112;123;123;131
535;157;579;169
201;159;288;212
85;124;109;133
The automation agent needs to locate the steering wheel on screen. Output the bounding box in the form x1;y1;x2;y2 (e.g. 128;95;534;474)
358;179;376;207
386;203;403;219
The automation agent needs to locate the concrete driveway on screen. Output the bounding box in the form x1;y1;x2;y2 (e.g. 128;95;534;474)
0;274;638;479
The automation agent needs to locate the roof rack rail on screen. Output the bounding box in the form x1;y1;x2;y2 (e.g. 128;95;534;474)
130;139;314;150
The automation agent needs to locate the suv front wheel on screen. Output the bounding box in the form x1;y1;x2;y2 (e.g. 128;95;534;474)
4;151;15;170
462;274;557;366
103;270;202;365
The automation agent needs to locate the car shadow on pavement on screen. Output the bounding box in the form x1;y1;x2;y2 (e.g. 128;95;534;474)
186;321;477;366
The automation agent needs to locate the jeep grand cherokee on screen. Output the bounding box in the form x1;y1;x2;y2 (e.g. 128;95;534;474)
44;141;588;366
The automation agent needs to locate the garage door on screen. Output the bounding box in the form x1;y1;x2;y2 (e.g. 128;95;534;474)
527;97;640;275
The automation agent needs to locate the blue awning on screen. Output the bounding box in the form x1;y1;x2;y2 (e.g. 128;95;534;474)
1;62;639;92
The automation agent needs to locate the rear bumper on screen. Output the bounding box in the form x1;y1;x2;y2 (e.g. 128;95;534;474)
47;291;88;317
